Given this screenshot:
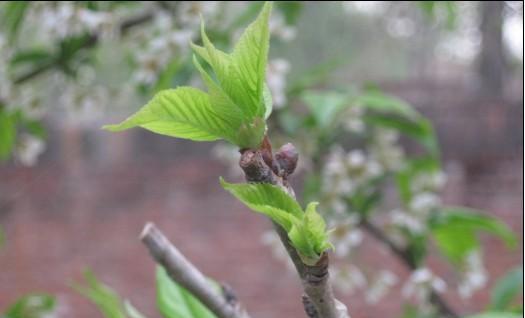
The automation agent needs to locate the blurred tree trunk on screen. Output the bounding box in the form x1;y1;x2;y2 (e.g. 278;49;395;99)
477;1;506;98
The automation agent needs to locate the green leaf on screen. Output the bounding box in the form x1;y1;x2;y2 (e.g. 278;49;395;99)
220;177;302;230
301;91;350;129
490;267;523;311
103;87;236;143
363;113;439;157
430;207;516;265
72;270;126;318
220;178;332;264
464;312;522;318
4;294;56;318
124;301;149;318
156;266;217;318
0;108;16;161
1;1;29;43
230;1;272;119
354;90;419;119
107;2;274;150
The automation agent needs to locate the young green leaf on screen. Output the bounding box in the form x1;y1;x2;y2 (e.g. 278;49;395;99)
124;301;149;318
72;270;127;318
220;177;302;230
156;266;217;318
4;294;56;318
103;87;236;143
230;1;272;120
106;2;274;150
220;178;333;265
0;108;16;161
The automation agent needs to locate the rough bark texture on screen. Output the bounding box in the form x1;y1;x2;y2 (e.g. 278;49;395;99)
141;223;251;318
239;147;349;318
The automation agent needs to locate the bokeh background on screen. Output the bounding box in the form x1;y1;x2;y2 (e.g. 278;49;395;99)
0;2;523;318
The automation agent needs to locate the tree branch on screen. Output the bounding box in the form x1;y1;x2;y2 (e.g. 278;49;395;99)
239;147;349;318
13;10;154;85
360;219;459;318
140;222;251;318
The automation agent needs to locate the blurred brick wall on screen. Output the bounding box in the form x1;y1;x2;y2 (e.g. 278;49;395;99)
0;81;522;318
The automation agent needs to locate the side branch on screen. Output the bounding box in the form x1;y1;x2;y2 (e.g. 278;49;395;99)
140;223;251;318
240;147;349;318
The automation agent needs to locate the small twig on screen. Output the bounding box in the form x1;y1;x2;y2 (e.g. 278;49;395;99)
360;219;459;318
239;147;349;318
140;223;251;318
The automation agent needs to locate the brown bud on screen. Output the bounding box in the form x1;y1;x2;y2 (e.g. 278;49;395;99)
275;143;299;176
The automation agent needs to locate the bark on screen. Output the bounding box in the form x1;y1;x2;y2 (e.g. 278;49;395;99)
239;148;349;318
141;223;251;318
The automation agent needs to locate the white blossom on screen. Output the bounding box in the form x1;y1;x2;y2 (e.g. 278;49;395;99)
458;250;488;298
331;264;367;294
269;12;297;41
390;209;426;234
402;268;446;305
15;134;46;166
366;270;398;304
331;221;363;257
266;59;291;108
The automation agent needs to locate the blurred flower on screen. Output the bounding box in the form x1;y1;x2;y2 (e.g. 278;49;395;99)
458;250;487;298
15;134;46;166
340;105;366;133
269;12;297;41
366;270;398;304
390;209;426;234
369;128;404;171
331;220;363;258
331;264;367;294
266;59;291;108
402;268;446;305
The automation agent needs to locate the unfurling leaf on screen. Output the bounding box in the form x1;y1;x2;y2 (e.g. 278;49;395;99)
220;178;332;264
105;2;274;150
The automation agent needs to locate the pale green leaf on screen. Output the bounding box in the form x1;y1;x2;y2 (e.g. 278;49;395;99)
431;207;516;265
490;267;523;311
301;91;349;128
124;301;149;318
72;271;126;318
354;91;419;119
220;177;302;230
263;84;273;119
192;54;244;127
156;266;217;318
4;294;56;318
304;202;332;252
231;1;272;119
103;87;236;143
0;109;16;161
220;179;332;264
